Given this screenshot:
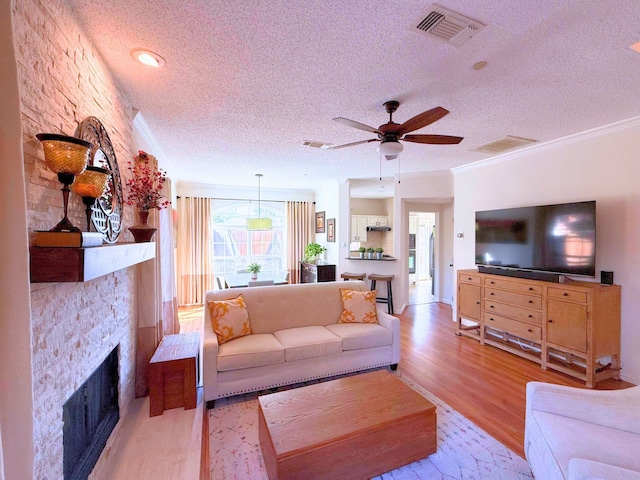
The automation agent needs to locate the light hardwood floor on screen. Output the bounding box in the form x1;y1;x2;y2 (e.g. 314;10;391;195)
395;301;633;457
175;299;633;475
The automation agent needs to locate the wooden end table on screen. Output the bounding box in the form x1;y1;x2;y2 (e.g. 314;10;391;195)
258;370;436;479
149;331;200;417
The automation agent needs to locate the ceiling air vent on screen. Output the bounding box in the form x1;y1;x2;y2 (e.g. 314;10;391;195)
301;140;332;149
412;4;486;47
472;136;538;154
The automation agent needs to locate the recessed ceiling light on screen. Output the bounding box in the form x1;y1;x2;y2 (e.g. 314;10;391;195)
130;48;166;67
630;42;640;53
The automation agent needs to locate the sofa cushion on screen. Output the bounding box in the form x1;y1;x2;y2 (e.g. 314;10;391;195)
207;294;253;344
326;323;392;350
339;289;378;324
208;281;369;333
534;411;640;476
569;458;640;480
217;333;285;371
273;326;342;361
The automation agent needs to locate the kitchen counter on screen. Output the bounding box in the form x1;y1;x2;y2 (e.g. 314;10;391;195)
345;256;397;261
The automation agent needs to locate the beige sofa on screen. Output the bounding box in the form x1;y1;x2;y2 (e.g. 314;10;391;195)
203;280;401;407
525;381;640;479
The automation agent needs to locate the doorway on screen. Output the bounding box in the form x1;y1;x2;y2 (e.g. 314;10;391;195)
408;211;436;305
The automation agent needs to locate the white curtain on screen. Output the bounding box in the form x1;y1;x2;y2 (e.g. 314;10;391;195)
134;158;179;397
176;197;214;305
286;201;315;283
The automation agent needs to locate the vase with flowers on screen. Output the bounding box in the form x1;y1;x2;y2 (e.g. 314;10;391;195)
126;150;170;242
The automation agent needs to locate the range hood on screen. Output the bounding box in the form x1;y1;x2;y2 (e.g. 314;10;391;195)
367;226;391;231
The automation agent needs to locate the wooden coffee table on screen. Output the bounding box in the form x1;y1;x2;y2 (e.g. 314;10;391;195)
258;369;436;480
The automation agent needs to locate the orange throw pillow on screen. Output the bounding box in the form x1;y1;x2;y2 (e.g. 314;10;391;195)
207;294;253;344
339;289;378;324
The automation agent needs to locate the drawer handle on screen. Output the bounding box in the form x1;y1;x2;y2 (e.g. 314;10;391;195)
489;305;494;308
528;314;533;318
528;300;533;303
467;277;472;280
548;319;553;323
489;317;494;321
490;292;495;296
490;281;495;284
476;301;480;305
527;329;532;333
563;292;569;296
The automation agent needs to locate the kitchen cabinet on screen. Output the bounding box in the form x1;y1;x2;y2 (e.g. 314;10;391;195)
366;216;388;227
351;215;368;242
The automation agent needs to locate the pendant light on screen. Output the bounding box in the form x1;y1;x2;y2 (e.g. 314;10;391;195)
247;174;272;230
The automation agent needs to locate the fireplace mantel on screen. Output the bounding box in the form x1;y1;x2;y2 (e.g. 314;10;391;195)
30;242;156;283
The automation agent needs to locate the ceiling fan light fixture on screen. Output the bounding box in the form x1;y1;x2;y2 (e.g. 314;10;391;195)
377;140;404;158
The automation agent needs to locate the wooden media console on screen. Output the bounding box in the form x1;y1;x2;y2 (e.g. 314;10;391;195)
457;269;621;388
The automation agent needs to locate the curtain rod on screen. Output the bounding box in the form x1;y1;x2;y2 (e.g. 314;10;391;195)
176;197;314;204
176;196;291;204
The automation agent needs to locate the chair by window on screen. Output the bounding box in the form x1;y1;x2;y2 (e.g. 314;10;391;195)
216;276;229;290
248;280;275;287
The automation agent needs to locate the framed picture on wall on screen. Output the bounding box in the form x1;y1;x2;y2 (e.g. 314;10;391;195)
327;218;335;242
315;211;325;233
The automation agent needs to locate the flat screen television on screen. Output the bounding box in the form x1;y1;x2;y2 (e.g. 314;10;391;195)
475;200;596;278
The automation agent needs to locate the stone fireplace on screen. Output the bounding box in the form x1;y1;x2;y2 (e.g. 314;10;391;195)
63;347;119;480
9;0;151;477
30;271;137;479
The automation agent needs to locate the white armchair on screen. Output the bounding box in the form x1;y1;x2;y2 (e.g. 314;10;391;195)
525;382;640;480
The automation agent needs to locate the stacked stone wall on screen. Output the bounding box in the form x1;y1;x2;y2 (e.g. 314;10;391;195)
12;0;138;477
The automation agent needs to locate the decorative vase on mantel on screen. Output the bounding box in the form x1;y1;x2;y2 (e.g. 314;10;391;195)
128;210;157;243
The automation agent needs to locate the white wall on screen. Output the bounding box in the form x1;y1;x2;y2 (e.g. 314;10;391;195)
0;3;34;477
314;180;342;269
453;116;640;384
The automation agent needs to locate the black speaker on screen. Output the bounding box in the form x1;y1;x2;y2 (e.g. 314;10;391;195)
601;271;614;285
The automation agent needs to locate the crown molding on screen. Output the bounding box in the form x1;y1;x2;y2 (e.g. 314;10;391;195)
132;111;174;172
453;115;640;174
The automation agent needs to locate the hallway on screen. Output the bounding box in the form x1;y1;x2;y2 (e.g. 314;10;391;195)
407;279;435;306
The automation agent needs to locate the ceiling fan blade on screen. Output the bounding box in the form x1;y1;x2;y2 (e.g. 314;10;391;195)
399;107;450;134
333;117;383;135
328;138;378;150
403;134;463;145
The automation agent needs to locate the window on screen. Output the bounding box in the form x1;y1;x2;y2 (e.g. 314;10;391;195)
211;201;286;276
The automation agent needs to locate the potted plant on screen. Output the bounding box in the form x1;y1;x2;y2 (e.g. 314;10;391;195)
375;246;384;259
366;247;375;259
358;246;366;259
247;262;261;279
304;243;327;263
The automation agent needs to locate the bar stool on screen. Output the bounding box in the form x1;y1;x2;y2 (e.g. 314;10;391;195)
368;274;394;314
340;272;366;281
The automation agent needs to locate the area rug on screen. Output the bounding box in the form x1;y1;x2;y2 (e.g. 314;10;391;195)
209;370;533;479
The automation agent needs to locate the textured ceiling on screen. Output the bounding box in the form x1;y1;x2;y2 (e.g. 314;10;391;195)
66;0;640;195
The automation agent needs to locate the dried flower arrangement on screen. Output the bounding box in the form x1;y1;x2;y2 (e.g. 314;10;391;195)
125;150;170;212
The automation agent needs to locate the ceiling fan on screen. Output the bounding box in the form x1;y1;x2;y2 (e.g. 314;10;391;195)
329;101;463;160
